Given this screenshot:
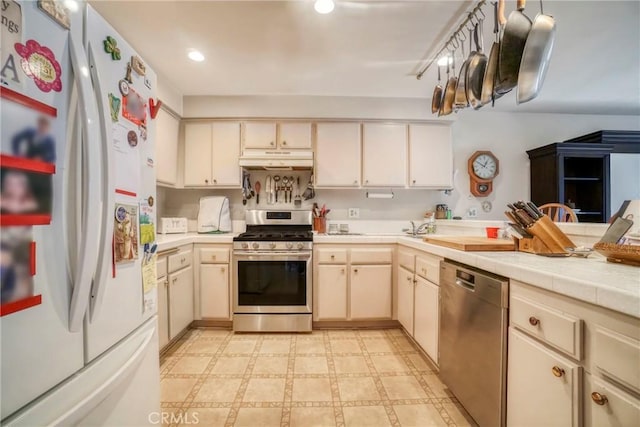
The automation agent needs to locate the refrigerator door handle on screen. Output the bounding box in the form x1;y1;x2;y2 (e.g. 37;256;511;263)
68;35;104;333
86;43;115;321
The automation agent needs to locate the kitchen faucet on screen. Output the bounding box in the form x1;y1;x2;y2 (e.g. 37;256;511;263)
409;220;433;237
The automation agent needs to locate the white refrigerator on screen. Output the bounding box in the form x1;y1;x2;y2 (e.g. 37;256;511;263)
1;1;160;425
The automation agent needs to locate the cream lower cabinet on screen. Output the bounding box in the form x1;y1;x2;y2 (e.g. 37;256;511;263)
507;327;582;427
413;276;439;364
350;265;392;319
157;256;169;350
168;265;194;340
314;246;392;321
584;372;640;426
397;266;415;335
196;246;231;320
316;265;348;320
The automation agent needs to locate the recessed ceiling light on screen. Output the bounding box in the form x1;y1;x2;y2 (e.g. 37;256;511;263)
64;0;79;12
188;50;205;62
314;0;335;14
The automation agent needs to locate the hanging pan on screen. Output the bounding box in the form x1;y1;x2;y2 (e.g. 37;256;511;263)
517;0;556;104
466;19;488;109
454;28;472;110
431;65;444;114
481;1;503;105
496;0;532;95
440;45;458;116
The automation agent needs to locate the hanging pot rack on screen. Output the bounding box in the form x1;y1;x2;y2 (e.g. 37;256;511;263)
416;0;487;80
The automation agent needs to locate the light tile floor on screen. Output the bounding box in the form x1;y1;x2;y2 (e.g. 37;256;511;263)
160;329;475;427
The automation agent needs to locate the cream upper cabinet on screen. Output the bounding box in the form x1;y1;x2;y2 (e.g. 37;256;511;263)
243;122;277;149
315;123;361;187
362;123;407;187
414;276;439;364
397;266;415;335
184;123;212;186
315;264;348;320
279;122;312;149
211;122;241;186
183;122;241;187
155;108;180;186
408;124;453;188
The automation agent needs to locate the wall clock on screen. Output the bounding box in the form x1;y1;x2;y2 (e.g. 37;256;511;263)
468;150;499;197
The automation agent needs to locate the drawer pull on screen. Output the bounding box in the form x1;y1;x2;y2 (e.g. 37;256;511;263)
211;255;216;260
341;268;345;274
221;267;225;273
181;257;186;263
406;276;412;282
591;392;608;406
529;316;540;326
354;269;358;274
331;255;335;260
172;277;178;284
551;366;565;378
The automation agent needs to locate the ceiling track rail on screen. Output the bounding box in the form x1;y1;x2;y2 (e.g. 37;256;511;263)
416;0;487;80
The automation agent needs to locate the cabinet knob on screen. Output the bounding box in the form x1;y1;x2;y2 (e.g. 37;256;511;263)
551;366;565;378
213;179;217;184
270;141;275;146
331;255;335;259
529;316;540;326
181;257;185;263
172;277;178;284
365;180;369;184
211;255;216;260
354;269;358;273
164;280;169;288
205;179;209;184
413;179;416;184
354;180;358;184
413;279;417;284
341;268;345;274
406;276;411;282
591;392;608;406
282;140;287;145
221;267;225;273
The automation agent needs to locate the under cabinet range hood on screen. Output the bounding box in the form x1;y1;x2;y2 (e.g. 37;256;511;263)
239;150;314;170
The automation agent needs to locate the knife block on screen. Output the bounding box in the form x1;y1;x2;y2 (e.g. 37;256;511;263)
514;215;576;255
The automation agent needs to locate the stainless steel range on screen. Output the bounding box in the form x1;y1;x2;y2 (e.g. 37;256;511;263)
232;210;313;332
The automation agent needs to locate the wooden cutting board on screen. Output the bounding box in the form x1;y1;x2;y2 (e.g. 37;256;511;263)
423;236;515;251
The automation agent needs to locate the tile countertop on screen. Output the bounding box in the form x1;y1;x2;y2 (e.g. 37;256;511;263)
317;235;640;319
155;232;640;319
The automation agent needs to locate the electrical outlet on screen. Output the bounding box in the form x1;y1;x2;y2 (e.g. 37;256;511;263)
468;207;478;218
348;208;360;219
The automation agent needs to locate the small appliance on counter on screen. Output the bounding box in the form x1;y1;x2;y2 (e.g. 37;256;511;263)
197;196;232;233
158;217;189;234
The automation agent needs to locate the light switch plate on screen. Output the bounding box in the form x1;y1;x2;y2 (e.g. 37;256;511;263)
348;208;360;219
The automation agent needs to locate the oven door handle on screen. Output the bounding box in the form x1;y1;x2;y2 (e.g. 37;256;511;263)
233;252;311;260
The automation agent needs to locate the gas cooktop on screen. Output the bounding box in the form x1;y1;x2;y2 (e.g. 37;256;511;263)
233;230;313;242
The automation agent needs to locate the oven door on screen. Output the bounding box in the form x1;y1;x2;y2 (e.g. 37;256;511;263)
233;252;312;314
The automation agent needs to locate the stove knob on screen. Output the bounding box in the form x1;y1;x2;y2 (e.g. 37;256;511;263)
297;243;304;250
269;242;277;249
286;242;294;250
241;243;249;249
252;243;259;250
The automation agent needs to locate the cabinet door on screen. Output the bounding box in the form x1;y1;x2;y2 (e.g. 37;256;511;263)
168;266;194;339
584;372;640;427
211;121;241;186
184;123;212;186
315;265;348;320
244;122;276;149
507;328;582;427
155;108;180;185
199;264;230;319
362;123;407;187
414;276;439;364
397;267;415;335
279;122;312;149
408;124;452;188
315;123;361;187
350;265;392;319
157;277;170;349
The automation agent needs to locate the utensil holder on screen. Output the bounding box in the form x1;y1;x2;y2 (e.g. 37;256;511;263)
313;217;327;234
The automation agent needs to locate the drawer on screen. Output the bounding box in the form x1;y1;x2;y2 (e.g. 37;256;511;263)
397;250;415;272
317;248;347;264
200;247;230;264
156;256;167;279
593;327;640;394
168;248;193;273
511;295;583;360
350;248;393;264
415;254;440;284
584;372;640;427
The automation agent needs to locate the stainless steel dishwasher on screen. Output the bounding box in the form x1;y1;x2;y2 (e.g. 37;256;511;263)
439;260;509;427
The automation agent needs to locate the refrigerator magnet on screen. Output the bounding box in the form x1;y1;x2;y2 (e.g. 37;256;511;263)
114;203;139;264
103;36;121;60
118;80;129;96
122;87;147;126
108;93;121;122
139;123;147;141
127;130;138;148
124;63;133;84
130;56;146;76
37;0;70;30
144;77;151;89
148;98;162;119
14;39;62;93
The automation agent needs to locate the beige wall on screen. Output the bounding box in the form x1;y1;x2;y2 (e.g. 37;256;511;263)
159;96;640;222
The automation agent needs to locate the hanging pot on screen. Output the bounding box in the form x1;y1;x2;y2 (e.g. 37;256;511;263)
466;20;488;109
454;29;472;110
517;0;556;104
481;1;503;105
496;0;532;95
441;47;458;116
431;65;444;114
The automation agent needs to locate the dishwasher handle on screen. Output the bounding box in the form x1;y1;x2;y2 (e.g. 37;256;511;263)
455;278;476;291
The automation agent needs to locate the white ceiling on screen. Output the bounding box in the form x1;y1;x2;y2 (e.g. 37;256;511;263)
90;0;640;115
